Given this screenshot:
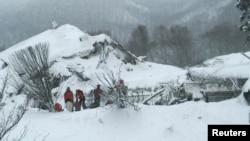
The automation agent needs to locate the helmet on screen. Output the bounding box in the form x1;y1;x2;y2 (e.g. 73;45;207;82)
66;87;70;91
97;84;100;88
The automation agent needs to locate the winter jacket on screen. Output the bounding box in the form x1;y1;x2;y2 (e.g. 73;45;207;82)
76;90;85;100
94;88;102;98
64;90;74;102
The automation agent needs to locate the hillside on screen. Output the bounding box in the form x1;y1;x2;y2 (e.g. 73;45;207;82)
0;0;237;47
1;24;250;103
0;24;249;141
0;24;186;104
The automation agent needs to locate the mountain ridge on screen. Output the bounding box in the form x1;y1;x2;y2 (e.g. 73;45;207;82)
0;0;237;47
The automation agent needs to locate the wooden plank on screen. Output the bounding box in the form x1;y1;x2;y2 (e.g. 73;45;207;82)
142;88;165;105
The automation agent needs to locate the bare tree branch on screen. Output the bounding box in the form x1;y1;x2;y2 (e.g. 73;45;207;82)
91;70;139;110
0;69;10;102
0;100;28;140
9;43;54;111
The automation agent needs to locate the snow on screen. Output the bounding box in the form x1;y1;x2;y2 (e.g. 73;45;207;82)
0;24;94;62
0;24;249;141
4;95;249;141
190;52;250;78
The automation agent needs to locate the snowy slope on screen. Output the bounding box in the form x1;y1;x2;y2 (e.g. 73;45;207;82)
0;24;186;105
0;24;249;141
0;24;95;61
3;94;249;141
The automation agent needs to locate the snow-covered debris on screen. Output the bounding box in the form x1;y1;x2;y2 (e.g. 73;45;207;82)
185;52;250;101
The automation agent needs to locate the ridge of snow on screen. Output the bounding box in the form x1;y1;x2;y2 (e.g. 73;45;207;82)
0;24;93;62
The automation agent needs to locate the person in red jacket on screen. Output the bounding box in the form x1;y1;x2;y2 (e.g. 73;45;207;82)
64;87;74;103
75;89;86;109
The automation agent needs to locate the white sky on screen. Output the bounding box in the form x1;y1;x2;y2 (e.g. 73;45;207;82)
0;24;249;141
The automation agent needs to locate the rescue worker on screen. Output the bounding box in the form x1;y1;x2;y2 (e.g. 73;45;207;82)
64;87;74;112
93;84;102;107
64;87;74;103
76;89;86;109
54;103;63;112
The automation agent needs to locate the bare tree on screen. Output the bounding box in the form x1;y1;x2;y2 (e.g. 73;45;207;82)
9;43;54;111
149;25;175;65
167;25;194;67
7;69;25;96
0;100;28;141
127;25;150;57
149;25;195;67
0;69;11;104
0;76;7;102
91;70;139;110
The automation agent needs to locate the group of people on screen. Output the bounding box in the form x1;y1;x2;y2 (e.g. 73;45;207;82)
54;79;128;112
54;84;103;112
64;87;87;111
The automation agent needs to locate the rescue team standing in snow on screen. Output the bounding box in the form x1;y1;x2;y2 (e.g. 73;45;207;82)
54;85;103;112
54;79;128;112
